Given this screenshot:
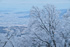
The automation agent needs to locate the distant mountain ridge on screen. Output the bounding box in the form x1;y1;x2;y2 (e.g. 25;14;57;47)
59;9;67;16
14;11;29;14
0;9;67;14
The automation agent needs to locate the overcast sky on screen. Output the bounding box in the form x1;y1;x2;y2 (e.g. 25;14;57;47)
0;0;70;12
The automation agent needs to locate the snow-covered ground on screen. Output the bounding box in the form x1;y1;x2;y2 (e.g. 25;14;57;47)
0;9;67;26
0;11;30;26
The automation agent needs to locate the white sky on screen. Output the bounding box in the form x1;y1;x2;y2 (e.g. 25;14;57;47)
0;0;70;12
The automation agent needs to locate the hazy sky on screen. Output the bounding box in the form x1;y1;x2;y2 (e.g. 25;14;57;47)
0;0;70;12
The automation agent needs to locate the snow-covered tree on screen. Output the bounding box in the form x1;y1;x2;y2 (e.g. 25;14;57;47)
29;5;61;47
60;9;70;47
